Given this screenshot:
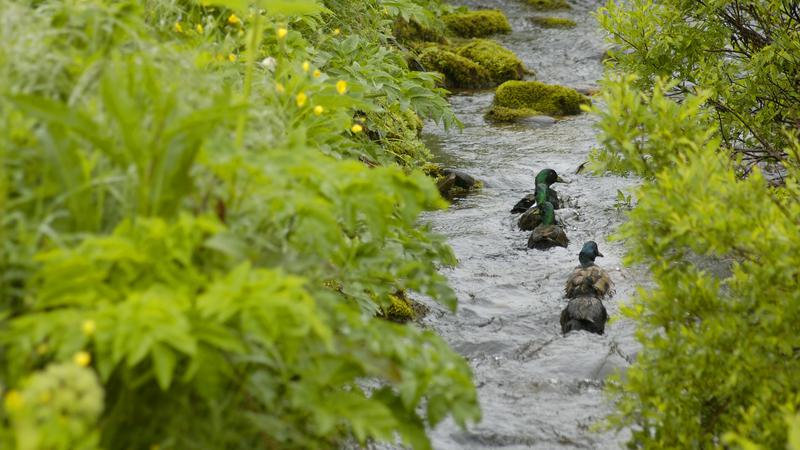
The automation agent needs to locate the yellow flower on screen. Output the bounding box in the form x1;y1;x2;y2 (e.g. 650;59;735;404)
173;22;183;33
275;83;285;93
302;61;310;72
277;27;288;39
35;343;49;355
4;390;23;411
313;69;322;78
336;80;348;95
227;14;241;25
81;319;96;337
333;28;341;35
351;124;363;133
296;92;307;107
314;105;324;116
73;351;91;367
228;53;237;62
195;23;204;34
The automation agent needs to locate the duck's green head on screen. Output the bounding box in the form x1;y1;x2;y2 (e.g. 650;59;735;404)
578;241;603;267
535;168;565;186
540;201;556;225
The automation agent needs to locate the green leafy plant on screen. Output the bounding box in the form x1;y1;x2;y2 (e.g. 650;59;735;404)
590;28;800;450
0;0;479;448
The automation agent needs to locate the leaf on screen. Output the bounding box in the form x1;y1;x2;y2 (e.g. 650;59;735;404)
151;342;177;390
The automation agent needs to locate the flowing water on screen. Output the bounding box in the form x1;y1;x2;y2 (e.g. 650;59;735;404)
414;0;650;448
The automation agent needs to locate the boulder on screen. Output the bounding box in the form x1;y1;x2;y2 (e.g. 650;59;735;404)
443;10;512;38
457;39;526;84
528;16;577;28
486;80;590;121
437;169;481;200
418;47;492;89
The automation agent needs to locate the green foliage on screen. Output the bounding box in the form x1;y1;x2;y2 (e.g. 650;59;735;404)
0;0;480;448
528;16;576;28
418;46;492;89
488;80;589;120
526;0;571;11
597;0;800;169
592;61;800;450
442;10;512;38
4;363;104;450
726;412;800;450
456;39;526;84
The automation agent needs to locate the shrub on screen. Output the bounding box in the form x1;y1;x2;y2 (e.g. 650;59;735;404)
0;0;480;448
587;0;800;447
592;78;800;448
597;0;800;170
442;10;512;38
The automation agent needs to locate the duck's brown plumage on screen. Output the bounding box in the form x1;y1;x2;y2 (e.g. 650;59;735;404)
564;264;613;298
527;224;568;249
560;297;608;335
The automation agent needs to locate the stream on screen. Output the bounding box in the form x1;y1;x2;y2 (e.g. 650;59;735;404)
415;0;649;448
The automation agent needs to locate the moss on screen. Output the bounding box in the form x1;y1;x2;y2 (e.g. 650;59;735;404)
418;46;492;89
456;39;525;84
488;80;590;120
526;0;572;10
443;10;512;38
421;162;446;178
382;291;429;323
393;17;447;44
386;294;415;322
485;105;540;122
528;16;577;28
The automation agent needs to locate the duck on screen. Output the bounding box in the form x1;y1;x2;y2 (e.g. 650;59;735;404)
560;242;613;335
511;168;564;213
564;241;613;298
560;297;608;335
526;201;568;249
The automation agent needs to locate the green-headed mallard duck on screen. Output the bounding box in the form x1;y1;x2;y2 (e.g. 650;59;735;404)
511;168;564;213
560;297;608;335
527;202;568;249
564;241;613;298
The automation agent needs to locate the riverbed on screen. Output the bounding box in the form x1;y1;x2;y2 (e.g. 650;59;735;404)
416;0;648;448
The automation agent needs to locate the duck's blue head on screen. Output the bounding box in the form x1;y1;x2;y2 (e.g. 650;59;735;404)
578;241;603;267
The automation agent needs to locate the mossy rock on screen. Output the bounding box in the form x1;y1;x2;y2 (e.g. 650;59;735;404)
526;0;571;10
383;292;429;323
418;46;492;89
436;169;483;200
485;105;540;122
488;80;590;120
528;16;577;28
456;39;525;84
393;17;447;44
443;10;512;38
